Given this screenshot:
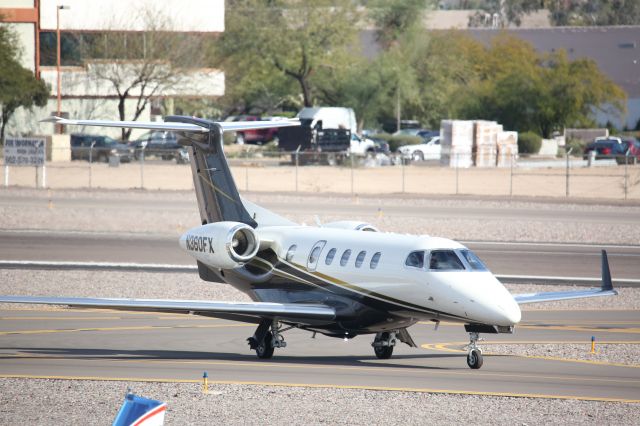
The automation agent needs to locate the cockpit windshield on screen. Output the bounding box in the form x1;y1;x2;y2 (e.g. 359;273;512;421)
428;250;465;270
459;249;488;271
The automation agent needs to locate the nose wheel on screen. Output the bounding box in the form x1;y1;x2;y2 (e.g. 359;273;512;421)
372;331;397;359
466;332;483;369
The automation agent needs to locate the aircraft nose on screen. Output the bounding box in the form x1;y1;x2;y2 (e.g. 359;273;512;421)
499;297;521;325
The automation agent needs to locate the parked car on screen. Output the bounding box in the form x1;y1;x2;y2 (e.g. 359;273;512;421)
416;129;439;141
131;131;188;163
350;133;377;156
583;137;627;161
616;138;640;165
397;136;441;161
225;115;280;145
70;133;133;162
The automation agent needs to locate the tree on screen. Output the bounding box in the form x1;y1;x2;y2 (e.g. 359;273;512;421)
219;0;360;111
79;10;210;140
468;0;542;27
368;0;429;48
548;0;640;26
0;24;49;144
457;34;626;137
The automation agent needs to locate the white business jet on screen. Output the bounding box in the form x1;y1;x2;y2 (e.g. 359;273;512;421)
0;115;617;369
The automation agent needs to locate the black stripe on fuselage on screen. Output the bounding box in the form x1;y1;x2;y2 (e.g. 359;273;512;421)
242;254;469;323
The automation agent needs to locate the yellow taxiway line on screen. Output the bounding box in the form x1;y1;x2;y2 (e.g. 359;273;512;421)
0;374;638;404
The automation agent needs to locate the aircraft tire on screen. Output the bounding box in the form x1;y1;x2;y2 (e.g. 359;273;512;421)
467;348;483;369
255;331;275;359
374;345;394;359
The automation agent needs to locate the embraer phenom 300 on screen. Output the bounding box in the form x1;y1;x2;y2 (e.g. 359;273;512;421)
0;115;617;369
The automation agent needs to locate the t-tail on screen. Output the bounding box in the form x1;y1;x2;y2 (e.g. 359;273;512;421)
164;116;256;227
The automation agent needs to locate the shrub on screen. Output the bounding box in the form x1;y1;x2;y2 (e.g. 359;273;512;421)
518;131;542;154
564;137;586;156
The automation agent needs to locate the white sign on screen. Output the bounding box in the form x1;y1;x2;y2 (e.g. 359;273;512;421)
4;138;46;166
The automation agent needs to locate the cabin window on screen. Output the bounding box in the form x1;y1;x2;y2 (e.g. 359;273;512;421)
405;251;425;268
460;249;488;271
325;248;337;265
428;250;465;271
286;245;297;262
340;249;352;266
370;252;381;269
355;250;366;268
307;240;326;272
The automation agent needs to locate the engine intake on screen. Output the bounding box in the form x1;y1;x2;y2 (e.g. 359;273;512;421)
180;221;259;269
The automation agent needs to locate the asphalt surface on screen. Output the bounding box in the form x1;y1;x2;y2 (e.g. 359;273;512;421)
1;230;638;281
0;308;637;402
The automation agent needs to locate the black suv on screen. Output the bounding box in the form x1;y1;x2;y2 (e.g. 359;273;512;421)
131;131;188;164
70;134;133;162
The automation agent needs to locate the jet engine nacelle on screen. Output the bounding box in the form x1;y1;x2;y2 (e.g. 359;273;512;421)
179;221;259;269
322;221;379;232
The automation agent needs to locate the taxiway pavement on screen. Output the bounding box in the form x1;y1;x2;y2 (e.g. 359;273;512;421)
0;308;637;402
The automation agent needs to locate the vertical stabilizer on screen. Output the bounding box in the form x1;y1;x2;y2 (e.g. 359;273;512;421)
165;116;257;228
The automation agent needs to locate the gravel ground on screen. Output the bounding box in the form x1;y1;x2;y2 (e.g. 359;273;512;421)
0;379;638;425
482;343;638;367
2;188;640;244
1;188;639;423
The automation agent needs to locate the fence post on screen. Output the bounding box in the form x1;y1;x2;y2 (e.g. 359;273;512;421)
295;147;300;192
509;153;514;197
350;154;354;195
89;142;95;189
455;153;459;195
401;155;405;193
565;147;573;197
624;149;630;200
4;164;8;187
245;149;249;192
42;165;46;188
139;147;146;189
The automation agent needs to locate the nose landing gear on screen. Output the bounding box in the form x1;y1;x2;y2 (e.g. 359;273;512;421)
465;332;483;369
372;331;397;359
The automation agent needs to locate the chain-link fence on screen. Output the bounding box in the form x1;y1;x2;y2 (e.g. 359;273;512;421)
3;148;640;200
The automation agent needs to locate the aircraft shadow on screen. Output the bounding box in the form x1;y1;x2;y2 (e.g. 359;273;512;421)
0;346;462;371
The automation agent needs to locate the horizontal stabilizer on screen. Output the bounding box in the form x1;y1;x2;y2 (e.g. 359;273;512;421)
0;296;336;323
41;116;299;134
512;250;618;305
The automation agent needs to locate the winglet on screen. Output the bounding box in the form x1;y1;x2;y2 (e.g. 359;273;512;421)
601;250;614;292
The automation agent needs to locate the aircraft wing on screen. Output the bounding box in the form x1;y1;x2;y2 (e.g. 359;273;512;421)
512;250;618;305
0;296;335;324
41;116;299;133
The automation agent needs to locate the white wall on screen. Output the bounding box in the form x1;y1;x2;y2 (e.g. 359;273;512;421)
1;0;35;7
40;66;225;98
39;0;224;32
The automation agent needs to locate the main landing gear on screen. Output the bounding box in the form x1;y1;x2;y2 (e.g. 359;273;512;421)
466;332;483;369
247;319;287;359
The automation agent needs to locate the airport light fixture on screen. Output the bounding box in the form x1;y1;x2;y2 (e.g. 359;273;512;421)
56;5;71;121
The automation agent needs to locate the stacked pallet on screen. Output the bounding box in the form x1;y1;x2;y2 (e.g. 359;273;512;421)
496;131;519;167
440;120;474;168
473;121;502;168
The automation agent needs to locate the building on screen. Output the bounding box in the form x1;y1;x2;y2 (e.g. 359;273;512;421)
0;0;225;138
